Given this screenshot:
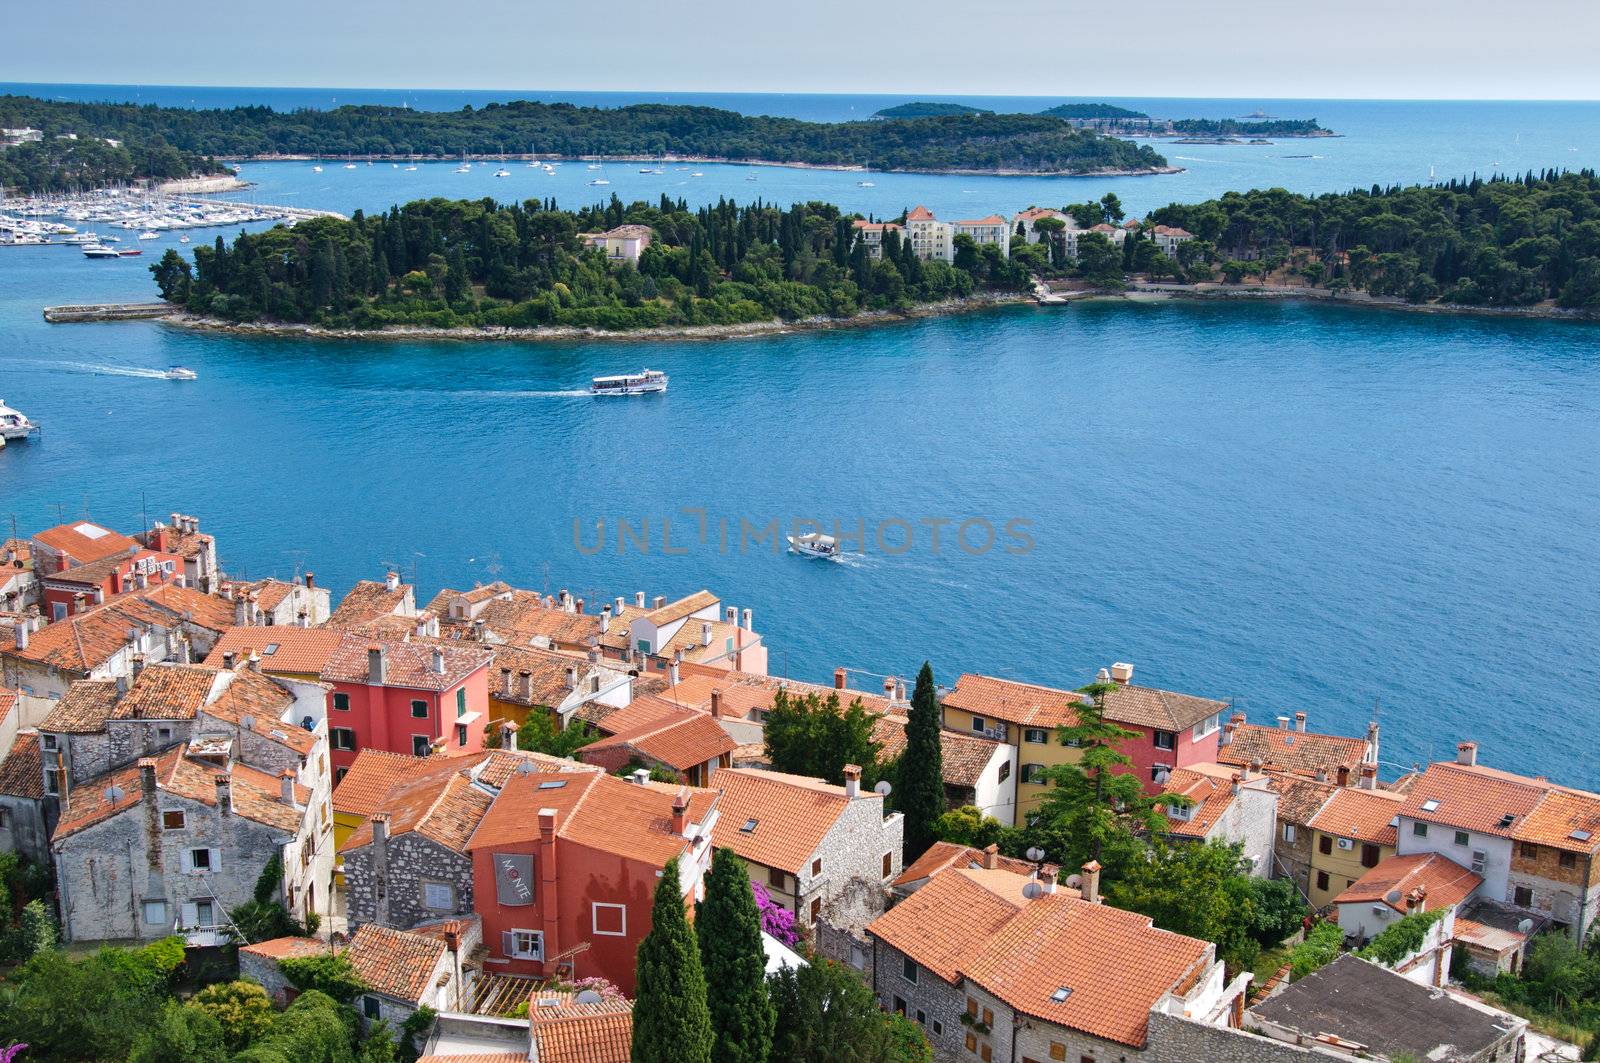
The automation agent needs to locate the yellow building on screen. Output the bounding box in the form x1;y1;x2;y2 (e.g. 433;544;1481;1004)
940;674;1084;824
1305;781;1407;908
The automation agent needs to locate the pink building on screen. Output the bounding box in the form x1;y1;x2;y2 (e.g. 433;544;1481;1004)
582;224;653;264
320;636;494;780
1096;663;1227;794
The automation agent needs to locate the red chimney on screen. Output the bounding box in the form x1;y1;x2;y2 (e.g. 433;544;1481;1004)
982;843;998;870
834;668;847;690
1336;765;1351;787
710;689;722;719
538;807;559;970
671;787;690;835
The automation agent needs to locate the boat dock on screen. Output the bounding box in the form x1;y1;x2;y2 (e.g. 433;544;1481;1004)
43;302;176;323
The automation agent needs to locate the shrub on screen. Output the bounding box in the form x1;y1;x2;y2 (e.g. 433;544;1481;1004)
1289;921;1344;981
1357;908;1446;967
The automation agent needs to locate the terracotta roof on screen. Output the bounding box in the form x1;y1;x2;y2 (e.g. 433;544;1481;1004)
532;1005;633;1063
204;626;343;675
240;936;329;960
32;522;139;565
1308;786;1407;847
327;580;413;627
582;708;736;772
423;581;512;615
137;583;237;633
342;770;493;854
200;669;316;755
454;591;600;648
44;550;136;588
893;841;1040;888
906;206;935;221
870;866;1025;982
1265;772;1338;826
953;215;1007;226
1159;767;1239;838
6;596;175;672
591;694;689;736
346;924;447;1003
1016;207;1070;223
41;679;120;733
943;674;1084;729
1514;788;1600;855
110;664;219;721
1333;852;1481;913
709;767;860;874
1398;762;1547;838
0;731;43;799
321;635;491;692
0;689;14;728
1152;225;1194;237
473;748;599;791
484;643;588;707
333;749;481;818
1219;723;1367;778
872;714;999;788
1099;683;1227;733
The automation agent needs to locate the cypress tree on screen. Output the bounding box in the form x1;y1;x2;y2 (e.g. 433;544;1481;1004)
900;661;945;860
696;850;775;1063
632;857;713;1063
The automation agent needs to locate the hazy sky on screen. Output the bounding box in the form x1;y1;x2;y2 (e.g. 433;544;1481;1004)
9;0;1600;100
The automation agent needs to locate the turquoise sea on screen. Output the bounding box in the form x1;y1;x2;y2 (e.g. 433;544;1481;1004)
2;88;1599;784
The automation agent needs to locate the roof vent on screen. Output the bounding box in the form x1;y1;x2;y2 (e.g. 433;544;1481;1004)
537;779;567;790
1050;986;1072;1003
1421;799;1440;812
740;817;758;833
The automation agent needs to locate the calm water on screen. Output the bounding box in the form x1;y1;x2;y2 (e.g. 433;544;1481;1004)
3;91;1600;785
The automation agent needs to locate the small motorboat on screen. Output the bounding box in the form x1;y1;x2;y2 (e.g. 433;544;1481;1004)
312;164;323;173
179;235;190;243
495;168;511;178
787;533;842;560
82;244;120;259
588;178;610;186
0;399;41;442
138;231;160;240
590;369;667;395
164;366;198;381
857;180;875;187
117;248;143;257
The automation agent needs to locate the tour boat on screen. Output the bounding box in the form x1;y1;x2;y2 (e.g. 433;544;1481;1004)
82;244;120;258
164;366;198;381
0;399;41;442
590;369;668;396
787;533;842;560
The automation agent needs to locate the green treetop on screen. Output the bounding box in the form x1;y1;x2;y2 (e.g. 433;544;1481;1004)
696;850;776;1063
632;857;714;1063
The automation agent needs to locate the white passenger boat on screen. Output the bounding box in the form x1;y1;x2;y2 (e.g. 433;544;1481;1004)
138;231;159;240
787;533;842;560
590;369;667;396
164;366;198;381
0;399;41;441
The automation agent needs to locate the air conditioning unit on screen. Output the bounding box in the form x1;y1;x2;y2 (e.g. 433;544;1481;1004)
1337;838;1354;851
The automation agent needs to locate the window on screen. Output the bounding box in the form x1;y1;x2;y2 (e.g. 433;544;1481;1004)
508;929;544;959
1521;842;1540;860
932;1020;942;1037
982;1007;993;1026
41;734;57;751
981;1043;993;1061
1471;850;1487;875
1455;830;1470;847
1560;852;1578;870
412;735;432;756
361;996;381;1020
882;852;893;878
1194;711;1222;739
142;900;167;925
768;867;785;889
1361;843;1380;869
1319;835;1333;855
592;902;627;936
411;699;429;719
902;956;918;983
915;1010;926;1026
1413;822;1428;838
334;767;348;784
1021;763;1046;784
1050;1045;1067;1062
161;810;186;830
51;602;67;621
1153;729;1177;751
456;688;467;717
332;692;350;711
420;881;455;910
892;996;906;1016
812;858;822;877
1283;824;1297;844
331;727;356;751
997;761;1010;783
966;1034;978;1053
187;848;214;873
456;724;468;747
970;715;987;734
636;638;651;655
1024;728;1049;744
967;996;978;1018
1316;871;1330;892
1514;885;1534;906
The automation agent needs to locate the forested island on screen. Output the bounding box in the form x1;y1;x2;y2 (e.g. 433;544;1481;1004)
872;100;1333;137
1038;103;1152;120
0;94;1170;194
144;170;1600;338
871;102;992;118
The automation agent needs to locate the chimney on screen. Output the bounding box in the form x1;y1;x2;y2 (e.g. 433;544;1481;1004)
725;606;737;626
223;650;237;670
131;652;146;678
501;667;513;697
1231;709;1246;725
176;635;192;665
235;595;248;626
214;772;231;815
279;769;297;806
1081;860;1101;904
982;844;999;870
1406;886;1428;915
1230;772;1242;796
710;689;722;719
834;668;847;690
431;648;446;675
371;811;390;929
635;592;646;609
1336;765;1351;787
1315;767;1328;783
1456;741;1478;767
843;763;862;799
519;670;533;702
883;676;896;703
1220;722;1235;747
631;768;650;786
566;664;579;691
13;622;26;652
741;608;752;631
472;618;486;642
135;570;149;591
368;645;386;685
110;570;124;595
499;720;519;749
304;571;314;591
1295;711;1308;733
1276;715;1290;730
669;651;681;687
600;605;611;634
1248;757;1263;778
701;621;713;647
615;596;626;616
1366;721;1380;765
247;650;261;672
1359;763;1377;790
671;787;690;835
575;598;585;615
241;714;256;732
1109;662;1134;685
138;757;158;795
385;571;400;592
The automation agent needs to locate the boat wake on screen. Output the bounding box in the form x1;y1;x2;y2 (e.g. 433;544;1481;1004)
37;361;174;380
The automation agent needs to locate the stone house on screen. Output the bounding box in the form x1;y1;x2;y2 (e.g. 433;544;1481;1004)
1217;710;1375;782
1262;771;1337;900
866;862;1248;1062
0;724;48;862
709;764;904;959
223;576;331;628
1156;762;1278;876
237;934;333;1002
482;641;633;731
326;573;417;629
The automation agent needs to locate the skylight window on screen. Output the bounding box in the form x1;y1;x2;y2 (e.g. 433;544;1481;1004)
740;817;758;833
537;780;567;790
1498;813;1516;828
1421;799;1440;812
75;523;108;539
1571;830;1592;842
265;643;280;655
1050;987;1072;1003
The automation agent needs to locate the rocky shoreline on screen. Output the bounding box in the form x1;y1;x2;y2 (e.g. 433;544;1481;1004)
1105;281;1599;322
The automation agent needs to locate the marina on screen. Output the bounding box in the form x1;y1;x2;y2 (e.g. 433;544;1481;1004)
0;186;343;246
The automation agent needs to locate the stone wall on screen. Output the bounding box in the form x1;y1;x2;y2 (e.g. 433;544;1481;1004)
0;794;48;863
1143;1009;1329;1063
240;950;298;1005
812;798;902;932
869;939;969;1061
344;833;474;930
60;730;114;787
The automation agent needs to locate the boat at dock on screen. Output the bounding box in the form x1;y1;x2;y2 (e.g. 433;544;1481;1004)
590;369;667;396
0;399;41;442
787;532;842;560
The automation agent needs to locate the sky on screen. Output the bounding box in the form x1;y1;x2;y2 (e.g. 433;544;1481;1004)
8;0;1600;101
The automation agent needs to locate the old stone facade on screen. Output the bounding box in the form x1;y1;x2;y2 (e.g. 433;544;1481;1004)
871;941;970;1060
343;831;475;930
1508;843;1600;937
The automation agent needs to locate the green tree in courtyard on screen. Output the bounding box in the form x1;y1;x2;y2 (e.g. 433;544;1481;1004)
899;662;946;860
696;850;775;1063
633;857;713;1063
764;688;882;785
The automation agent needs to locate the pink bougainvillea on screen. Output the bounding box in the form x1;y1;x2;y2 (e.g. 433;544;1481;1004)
752;881;800;947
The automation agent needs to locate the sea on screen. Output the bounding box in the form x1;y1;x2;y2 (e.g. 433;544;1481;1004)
2;85;1598;785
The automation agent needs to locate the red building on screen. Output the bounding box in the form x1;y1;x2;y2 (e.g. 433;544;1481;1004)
320;636;494;779
39;548;183;621
29;521;141;576
1097;663;1227;793
467;769;717;995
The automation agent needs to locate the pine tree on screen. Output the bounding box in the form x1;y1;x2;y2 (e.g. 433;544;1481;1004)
632;857;713;1063
696;850;775;1063
900;661;945;861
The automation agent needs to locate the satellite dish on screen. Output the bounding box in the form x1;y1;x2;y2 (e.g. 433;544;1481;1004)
1517;918;1534;934
575;989;602;1005
874;780;892;796
1385;889;1403;905
1026;847;1046;863
1022;882;1043;900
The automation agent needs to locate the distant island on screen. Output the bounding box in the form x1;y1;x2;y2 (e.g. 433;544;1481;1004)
1038;103;1152;120
0;94;1173;194
868;99;1336;139
139;171;1600;339
871;102;993;119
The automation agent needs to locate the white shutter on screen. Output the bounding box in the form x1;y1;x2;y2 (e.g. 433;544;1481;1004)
181;902;198;927
210;848;222;872
529;931;544;960
501;931;516;957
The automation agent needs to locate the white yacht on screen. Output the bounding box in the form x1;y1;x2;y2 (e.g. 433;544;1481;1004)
495;168;511;178
164;366;198;381
0;399;40;442
590;369;667;396
787;532;842;560
857;180;876;187
588;178;610;186
138;231;160;241
312;164;323;173
82;244;120;259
